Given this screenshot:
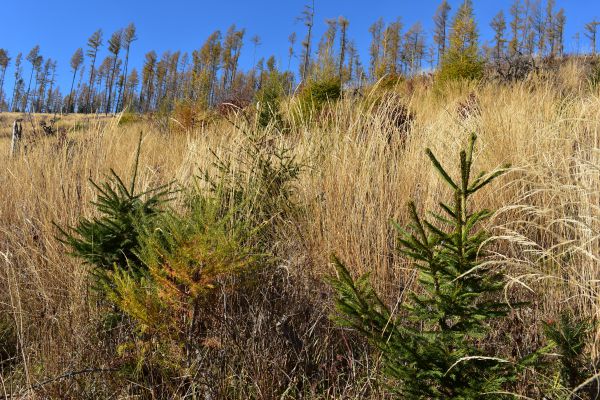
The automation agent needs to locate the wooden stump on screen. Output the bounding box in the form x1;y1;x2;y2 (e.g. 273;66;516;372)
10;120;22;157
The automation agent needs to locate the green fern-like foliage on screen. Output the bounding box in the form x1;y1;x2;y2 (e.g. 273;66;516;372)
329;134;522;399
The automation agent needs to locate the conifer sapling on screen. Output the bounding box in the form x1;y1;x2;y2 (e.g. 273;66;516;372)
329;134;522;398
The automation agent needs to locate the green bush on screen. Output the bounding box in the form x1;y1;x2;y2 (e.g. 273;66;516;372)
57;134;174;286
118;112;142;126
542;312;599;397
256;71;286;128
60;130;302;396
437;54;484;85
374;73;405;92
328;134;538;398
106;193;262;381
203;133;301;251
588;60;600;88
294;78;342;124
106;135;300;394
304;78;342;105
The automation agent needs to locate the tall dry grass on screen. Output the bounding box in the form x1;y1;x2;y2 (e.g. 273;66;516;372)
1;61;600;397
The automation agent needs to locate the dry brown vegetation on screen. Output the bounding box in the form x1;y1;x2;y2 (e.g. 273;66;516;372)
1;61;600;398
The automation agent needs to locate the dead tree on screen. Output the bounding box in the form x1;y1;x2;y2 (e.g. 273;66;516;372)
10;119;23;156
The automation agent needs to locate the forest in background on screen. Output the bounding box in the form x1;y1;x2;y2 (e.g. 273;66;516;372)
0;0;599;115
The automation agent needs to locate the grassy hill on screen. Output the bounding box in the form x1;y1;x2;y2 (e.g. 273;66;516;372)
0;61;599;398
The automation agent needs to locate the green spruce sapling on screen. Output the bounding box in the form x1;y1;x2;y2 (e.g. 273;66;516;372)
329;134;523;398
543;312;599;398
57;132;175;286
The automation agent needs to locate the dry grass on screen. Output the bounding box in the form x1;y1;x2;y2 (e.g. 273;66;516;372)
1;62;600;397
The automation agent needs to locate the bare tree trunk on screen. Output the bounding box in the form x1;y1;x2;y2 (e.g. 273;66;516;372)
301;0;315;82
106;57;119;115
87;52;98;113
10;80;18;112
24;68;34;113
68;68;77;113
0;66;6;112
117;47;131;112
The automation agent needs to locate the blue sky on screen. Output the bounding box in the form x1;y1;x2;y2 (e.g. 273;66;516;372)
0;0;599;95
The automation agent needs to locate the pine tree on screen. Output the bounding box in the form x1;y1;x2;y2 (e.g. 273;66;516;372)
299;0;315;82
329;134;531;398
98;56;113;112
546;0;557;57
24;45;41;112
221;25;245;94
382;19;402;76
0;49;9;111
86;30;103;113
403;23;425;74
542;312;600;396
35;59;50;112
125;68;139;109
154;52;169;108
222;27;235;90
44;60;57;113
198;31;222;106
369;18;384;79
346;40;359;84
438;0;483;82
256;56;285;128
522;0;536;55
450;0;478;55
117;23;137;112
509;0;524;56
9;53;22;112
531;0;546;56
57;135;174;285
287;32;297;72
316;19;338;79
164;51;181;107
338;16;349;84
140;51;157;112
74;64;86;112
554;9;566;57
68;48;84;113
105;29;123;114
585;20;599;55
31;54;45;113
491;10;507;60
573;32;581;55
230;30;244;87
433;0;452;65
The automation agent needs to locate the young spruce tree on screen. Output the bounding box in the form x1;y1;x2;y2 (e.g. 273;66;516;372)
329;134;529;398
57;133;174;286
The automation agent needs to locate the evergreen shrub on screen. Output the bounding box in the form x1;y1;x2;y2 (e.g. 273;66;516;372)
329;134;536;398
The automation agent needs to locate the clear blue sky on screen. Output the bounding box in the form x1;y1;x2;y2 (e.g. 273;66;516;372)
0;0;598;95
